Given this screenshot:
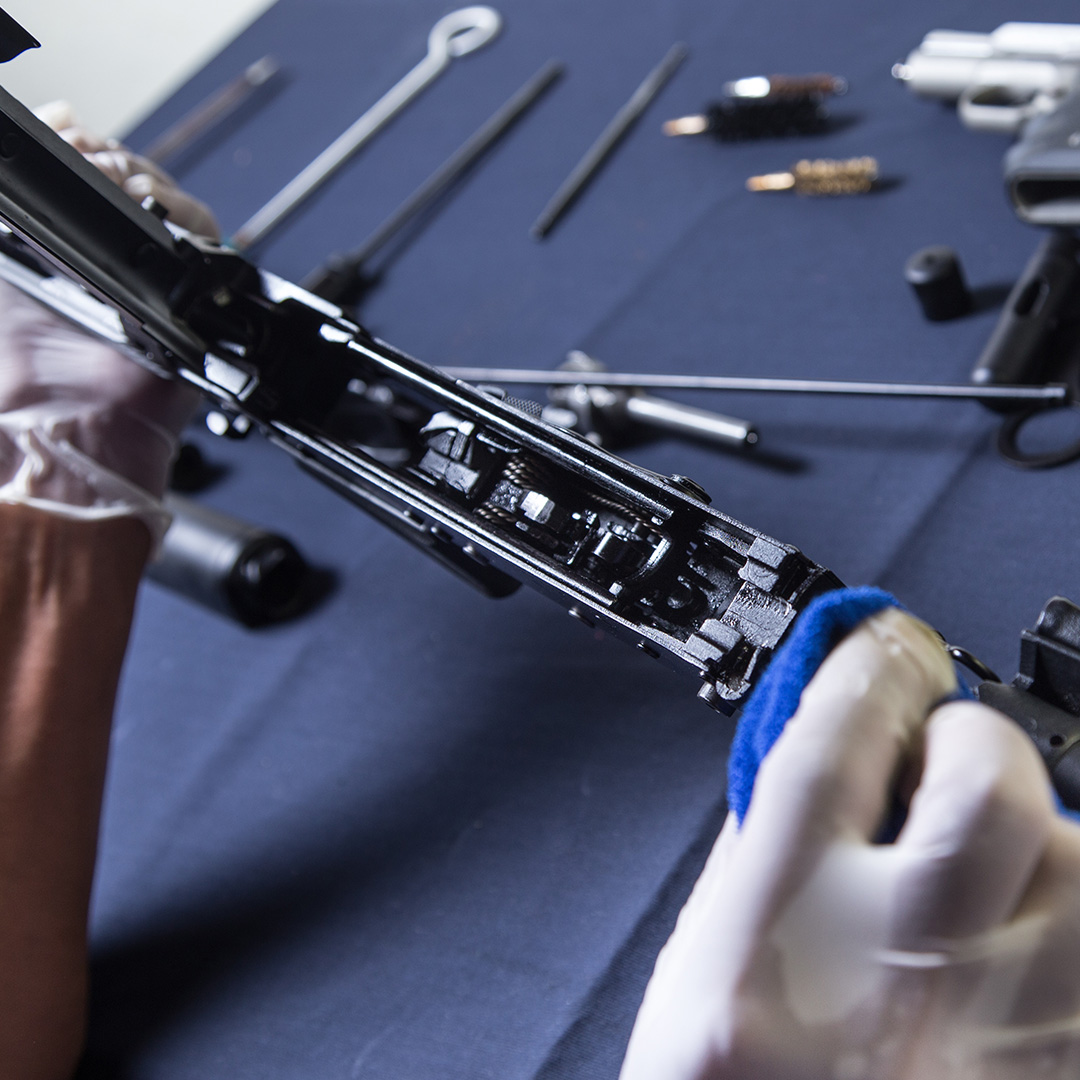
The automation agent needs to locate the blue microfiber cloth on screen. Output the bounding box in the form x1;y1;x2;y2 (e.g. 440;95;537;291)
727;586;973;827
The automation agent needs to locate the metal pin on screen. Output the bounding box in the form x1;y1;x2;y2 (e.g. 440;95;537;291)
662;114;711;137
530;42;688;239
623;393;757;446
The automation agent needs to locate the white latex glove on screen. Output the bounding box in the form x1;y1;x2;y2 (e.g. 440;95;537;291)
35;100;220;240
0;104;219;543
620;608;1080;1080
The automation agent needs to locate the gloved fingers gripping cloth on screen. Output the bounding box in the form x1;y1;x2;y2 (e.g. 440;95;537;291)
726;586;948;826
0;104;218;547
620;588;1080;1080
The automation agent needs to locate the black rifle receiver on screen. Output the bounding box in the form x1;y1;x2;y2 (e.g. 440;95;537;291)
0;13;842;714
979;597;1080;810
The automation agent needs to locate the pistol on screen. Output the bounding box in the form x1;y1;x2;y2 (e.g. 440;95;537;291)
894;22;1080;225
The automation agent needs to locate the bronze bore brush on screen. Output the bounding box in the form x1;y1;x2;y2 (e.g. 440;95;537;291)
746;156;878;195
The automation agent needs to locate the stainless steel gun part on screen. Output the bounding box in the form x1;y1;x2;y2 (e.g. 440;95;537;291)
893;23;1080;135
540;351;758;451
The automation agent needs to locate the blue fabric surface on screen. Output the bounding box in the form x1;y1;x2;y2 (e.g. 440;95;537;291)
63;1;1080;1077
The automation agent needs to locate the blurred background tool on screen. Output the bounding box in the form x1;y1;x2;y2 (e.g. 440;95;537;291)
142;54;281;167
746;155;878;194
303;58;564;309
530;42;687;239
149;494;319;626
663;73;846;140
539;351;758;451
229;5;502;250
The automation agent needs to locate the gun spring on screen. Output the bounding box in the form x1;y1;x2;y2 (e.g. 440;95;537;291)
475;454;558;531
501;454;556;493
587;489;650;530
474;503;519;528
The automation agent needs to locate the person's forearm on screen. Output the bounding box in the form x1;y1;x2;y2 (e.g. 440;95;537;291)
0;505;149;1080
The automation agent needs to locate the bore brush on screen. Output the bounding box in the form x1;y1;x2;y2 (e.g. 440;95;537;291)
746;156;878;195
663;73;846;140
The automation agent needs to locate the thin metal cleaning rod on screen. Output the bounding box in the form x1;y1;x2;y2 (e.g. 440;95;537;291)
354;58;564;264
438;367;1070;404
229;6;502;249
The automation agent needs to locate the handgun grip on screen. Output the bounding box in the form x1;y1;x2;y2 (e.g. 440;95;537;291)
970;228;1080;401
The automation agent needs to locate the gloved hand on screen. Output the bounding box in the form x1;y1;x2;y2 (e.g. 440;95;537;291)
0;103;218;545
620;607;1080;1080
36;100;220;240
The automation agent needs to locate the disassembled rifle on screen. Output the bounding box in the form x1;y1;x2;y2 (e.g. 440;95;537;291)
0;64;840;714
3;10;1080;807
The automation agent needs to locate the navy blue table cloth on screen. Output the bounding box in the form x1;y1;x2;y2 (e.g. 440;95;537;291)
51;0;1080;1075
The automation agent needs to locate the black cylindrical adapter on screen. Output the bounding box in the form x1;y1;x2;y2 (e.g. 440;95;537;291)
149;494;311;626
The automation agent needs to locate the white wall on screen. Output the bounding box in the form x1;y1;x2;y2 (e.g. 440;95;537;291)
0;0;277;137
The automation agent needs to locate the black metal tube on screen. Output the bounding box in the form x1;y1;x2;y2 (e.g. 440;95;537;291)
149;494;311;626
